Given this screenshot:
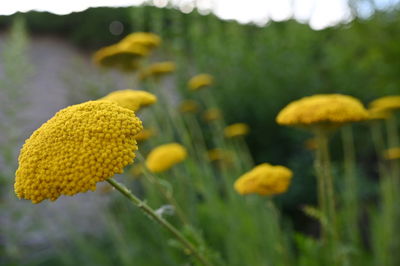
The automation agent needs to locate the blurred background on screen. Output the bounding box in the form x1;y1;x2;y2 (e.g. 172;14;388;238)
0;0;399;265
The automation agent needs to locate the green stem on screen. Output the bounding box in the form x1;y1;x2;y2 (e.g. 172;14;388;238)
370;122;388;178
106;178;213;266
386;115;400;182
321;132;337;240
341;125;359;244
314;132;328;240
315;129;339;264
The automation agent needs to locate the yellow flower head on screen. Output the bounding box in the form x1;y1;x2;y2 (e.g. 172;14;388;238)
203;108;222;122
188;74;214;91
139;61;176;80
100;89;157;112
146;143;187;173
120;32;161;50
368;107;391;120
179;100;199;114
93;43;149;71
276;94;368;127
384;147;400;160
14;101;143;203
135;128;155;142
224;123;250;138
369;96;400;112
207;148;232;162
234;163;293;196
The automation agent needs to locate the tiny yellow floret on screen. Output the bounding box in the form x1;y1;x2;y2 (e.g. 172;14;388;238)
369;96;400;112
234;163;293;196
146;143;187;173
224;123;250;138
14;101;143;203
100;89;157;112
188;74;214;91
276;94;368;126
139;61;176;80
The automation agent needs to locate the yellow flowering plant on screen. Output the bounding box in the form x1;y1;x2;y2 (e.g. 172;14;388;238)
234;163;293;196
369;95;400;112
224;123;250;138
93;43;150;71
146;143;188;173
138;61;176;81
15;101;143;203
276;93;369;244
14;101;211;266
100;89;157;112
119;32;161;50
188;74;214;91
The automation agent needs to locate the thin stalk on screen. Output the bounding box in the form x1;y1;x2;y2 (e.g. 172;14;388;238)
137;153;190;226
341;125;359;244
315;129;339;264
370;122;387;178
320;132;338;240
106;178;213;266
314;131;328;240
385;115;400;182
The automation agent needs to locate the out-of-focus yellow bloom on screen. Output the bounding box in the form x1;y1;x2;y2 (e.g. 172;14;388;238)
234;163;293;196
14;101;143;203
130;163;145;178
179;100;199;113
203;108;222;122
368;107;391;120
369;96;400;112
207;148;232;162
139;61;176;80
304;138;317;150
93;43;149;71
188;74;214;91
224;123;250;138
120;32;161;50
100;89;157;112
384;147;400;160
146;143;187;173
276;94;368;127
135;128;155;142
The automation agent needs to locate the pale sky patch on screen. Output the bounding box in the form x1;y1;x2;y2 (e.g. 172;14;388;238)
0;0;398;30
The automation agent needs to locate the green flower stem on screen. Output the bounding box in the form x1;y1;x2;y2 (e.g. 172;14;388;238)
370;122;387;178
145;171;190;226
386;115;400;182
314;132;328;240
136;153;190;226
315;129;338;242
106;178;213;266
341;125;359;244
315;128;340;265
